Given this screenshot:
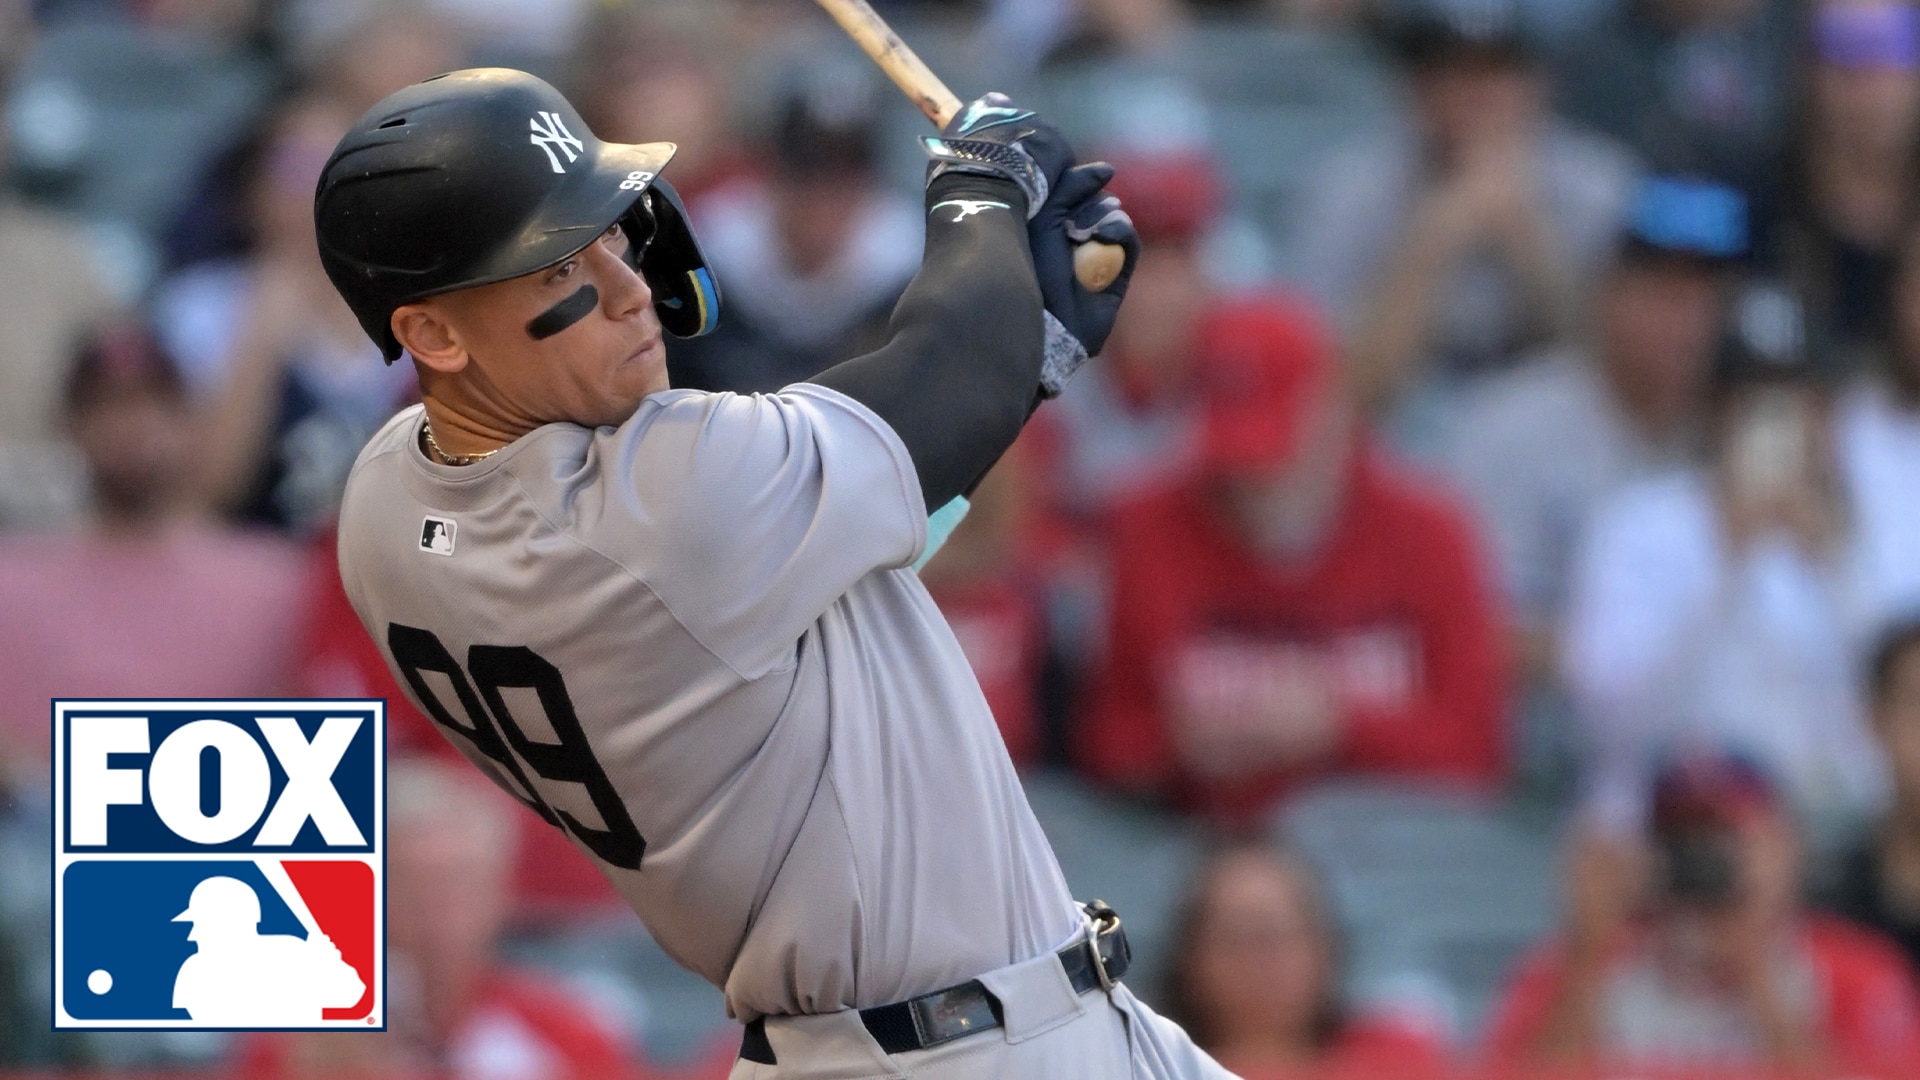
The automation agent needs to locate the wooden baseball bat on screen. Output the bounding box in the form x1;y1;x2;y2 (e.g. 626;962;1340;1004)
811;0;1126;292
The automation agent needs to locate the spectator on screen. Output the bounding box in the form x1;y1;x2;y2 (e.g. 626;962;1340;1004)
664;52;921;393
1160;841;1446;1077
1823;618;1920;973
150;91;413;535
1553;0;1796;205
1443;177;1744;792
918;439;1050;765
235;757;645;1078
1079;295;1508;824
0;55;115;528
1043;150;1222;523
0;320;307;792
1290;0;1636;445
1781;0;1920;360
1565;282;1894;848
1489;751;1920;1070
1837;214;1920;619
1447;177;1745;660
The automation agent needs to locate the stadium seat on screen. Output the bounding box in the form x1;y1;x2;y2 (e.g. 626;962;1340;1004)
6;19;274;250
1275;780;1561;1044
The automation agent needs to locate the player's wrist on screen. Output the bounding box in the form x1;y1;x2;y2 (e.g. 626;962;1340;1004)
925;173;1028;217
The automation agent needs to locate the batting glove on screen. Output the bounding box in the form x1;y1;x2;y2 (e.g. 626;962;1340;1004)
923;93;1075;220
1033;162;1141;393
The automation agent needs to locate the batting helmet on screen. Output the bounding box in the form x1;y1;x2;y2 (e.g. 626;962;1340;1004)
173;876;262;927
314;67;722;363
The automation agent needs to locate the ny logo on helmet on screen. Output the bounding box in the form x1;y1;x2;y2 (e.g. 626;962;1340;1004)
530;111;584;174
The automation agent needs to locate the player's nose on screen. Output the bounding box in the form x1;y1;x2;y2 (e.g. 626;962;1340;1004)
594;242;652;323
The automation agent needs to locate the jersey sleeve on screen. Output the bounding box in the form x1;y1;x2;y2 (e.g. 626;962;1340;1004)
614;383;929;678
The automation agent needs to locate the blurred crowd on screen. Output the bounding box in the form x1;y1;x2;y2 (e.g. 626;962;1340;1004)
5;0;1920;1076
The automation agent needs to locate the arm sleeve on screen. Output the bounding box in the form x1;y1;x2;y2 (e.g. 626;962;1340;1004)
616;386;928;679
809;174;1045;510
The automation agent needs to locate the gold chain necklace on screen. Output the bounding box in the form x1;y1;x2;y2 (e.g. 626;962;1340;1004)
421;418;500;466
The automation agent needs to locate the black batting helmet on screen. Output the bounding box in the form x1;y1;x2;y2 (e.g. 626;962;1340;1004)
314;67;721;363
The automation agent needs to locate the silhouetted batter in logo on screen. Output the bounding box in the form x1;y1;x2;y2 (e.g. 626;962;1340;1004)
170;876;364;1025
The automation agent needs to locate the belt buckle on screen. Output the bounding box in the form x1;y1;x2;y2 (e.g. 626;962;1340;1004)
1084;900;1122;992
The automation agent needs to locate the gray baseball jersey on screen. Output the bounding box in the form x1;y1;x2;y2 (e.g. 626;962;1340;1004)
337;388;1082;1021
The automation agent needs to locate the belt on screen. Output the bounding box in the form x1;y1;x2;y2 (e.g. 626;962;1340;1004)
740;901;1130;1066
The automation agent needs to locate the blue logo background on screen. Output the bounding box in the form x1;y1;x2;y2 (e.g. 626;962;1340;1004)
59;861;308;1021
61;709;377;853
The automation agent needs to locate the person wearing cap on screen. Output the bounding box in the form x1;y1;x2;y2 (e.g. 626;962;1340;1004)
1290;0;1637;441
1488;750;1920;1069
1041;149;1225;521
1782;0;1920;360
1565;282;1894;852
1441;176;1744;781
663;51;923;394
1079;295;1507;824
305;62;1262;1080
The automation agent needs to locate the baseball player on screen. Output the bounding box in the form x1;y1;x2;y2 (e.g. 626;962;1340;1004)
315;68;1233;1078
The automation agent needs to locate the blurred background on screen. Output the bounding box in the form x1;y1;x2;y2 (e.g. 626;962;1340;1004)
5;0;1920;1076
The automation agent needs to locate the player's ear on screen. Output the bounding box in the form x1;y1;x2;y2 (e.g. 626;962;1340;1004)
391;303;468;374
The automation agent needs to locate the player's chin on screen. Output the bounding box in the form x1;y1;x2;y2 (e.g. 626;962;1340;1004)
586;343;667;425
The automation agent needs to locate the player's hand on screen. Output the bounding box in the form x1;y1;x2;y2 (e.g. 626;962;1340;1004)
922;92;1075;220
1032;162;1139;379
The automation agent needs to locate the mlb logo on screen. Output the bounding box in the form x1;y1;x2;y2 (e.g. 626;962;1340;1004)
53;700;384;1030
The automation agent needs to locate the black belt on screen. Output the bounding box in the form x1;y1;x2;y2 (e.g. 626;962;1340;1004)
740;901;1130;1066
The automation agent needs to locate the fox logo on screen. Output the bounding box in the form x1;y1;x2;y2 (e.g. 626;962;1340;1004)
53;701;385;1030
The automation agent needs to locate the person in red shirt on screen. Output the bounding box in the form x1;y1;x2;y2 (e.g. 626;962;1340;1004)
1036;149;1221;526
1079;299;1508;822
236;757;672;1079
1488;751;1920;1071
0;320;310;792
1159;841;1446;1078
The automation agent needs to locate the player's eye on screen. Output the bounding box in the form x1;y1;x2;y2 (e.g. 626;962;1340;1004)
601;220;629;257
548;258;579;285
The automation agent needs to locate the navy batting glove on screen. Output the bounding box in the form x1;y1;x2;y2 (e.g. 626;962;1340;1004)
923;93;1075;220
1031;162;1140;389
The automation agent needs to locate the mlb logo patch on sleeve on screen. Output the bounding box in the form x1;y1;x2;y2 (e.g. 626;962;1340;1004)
53;700;384;1030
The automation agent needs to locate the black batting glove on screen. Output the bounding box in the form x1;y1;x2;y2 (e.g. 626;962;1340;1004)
922;93;1075;220
1032;162;1141;394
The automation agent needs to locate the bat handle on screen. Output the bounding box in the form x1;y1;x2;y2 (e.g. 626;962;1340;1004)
1074;241;1125;292
809;0;1124;290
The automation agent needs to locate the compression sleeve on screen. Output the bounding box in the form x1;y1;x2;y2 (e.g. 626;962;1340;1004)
808;174;1044;510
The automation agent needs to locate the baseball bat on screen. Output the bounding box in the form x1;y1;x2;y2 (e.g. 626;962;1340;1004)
811;0;1127;292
